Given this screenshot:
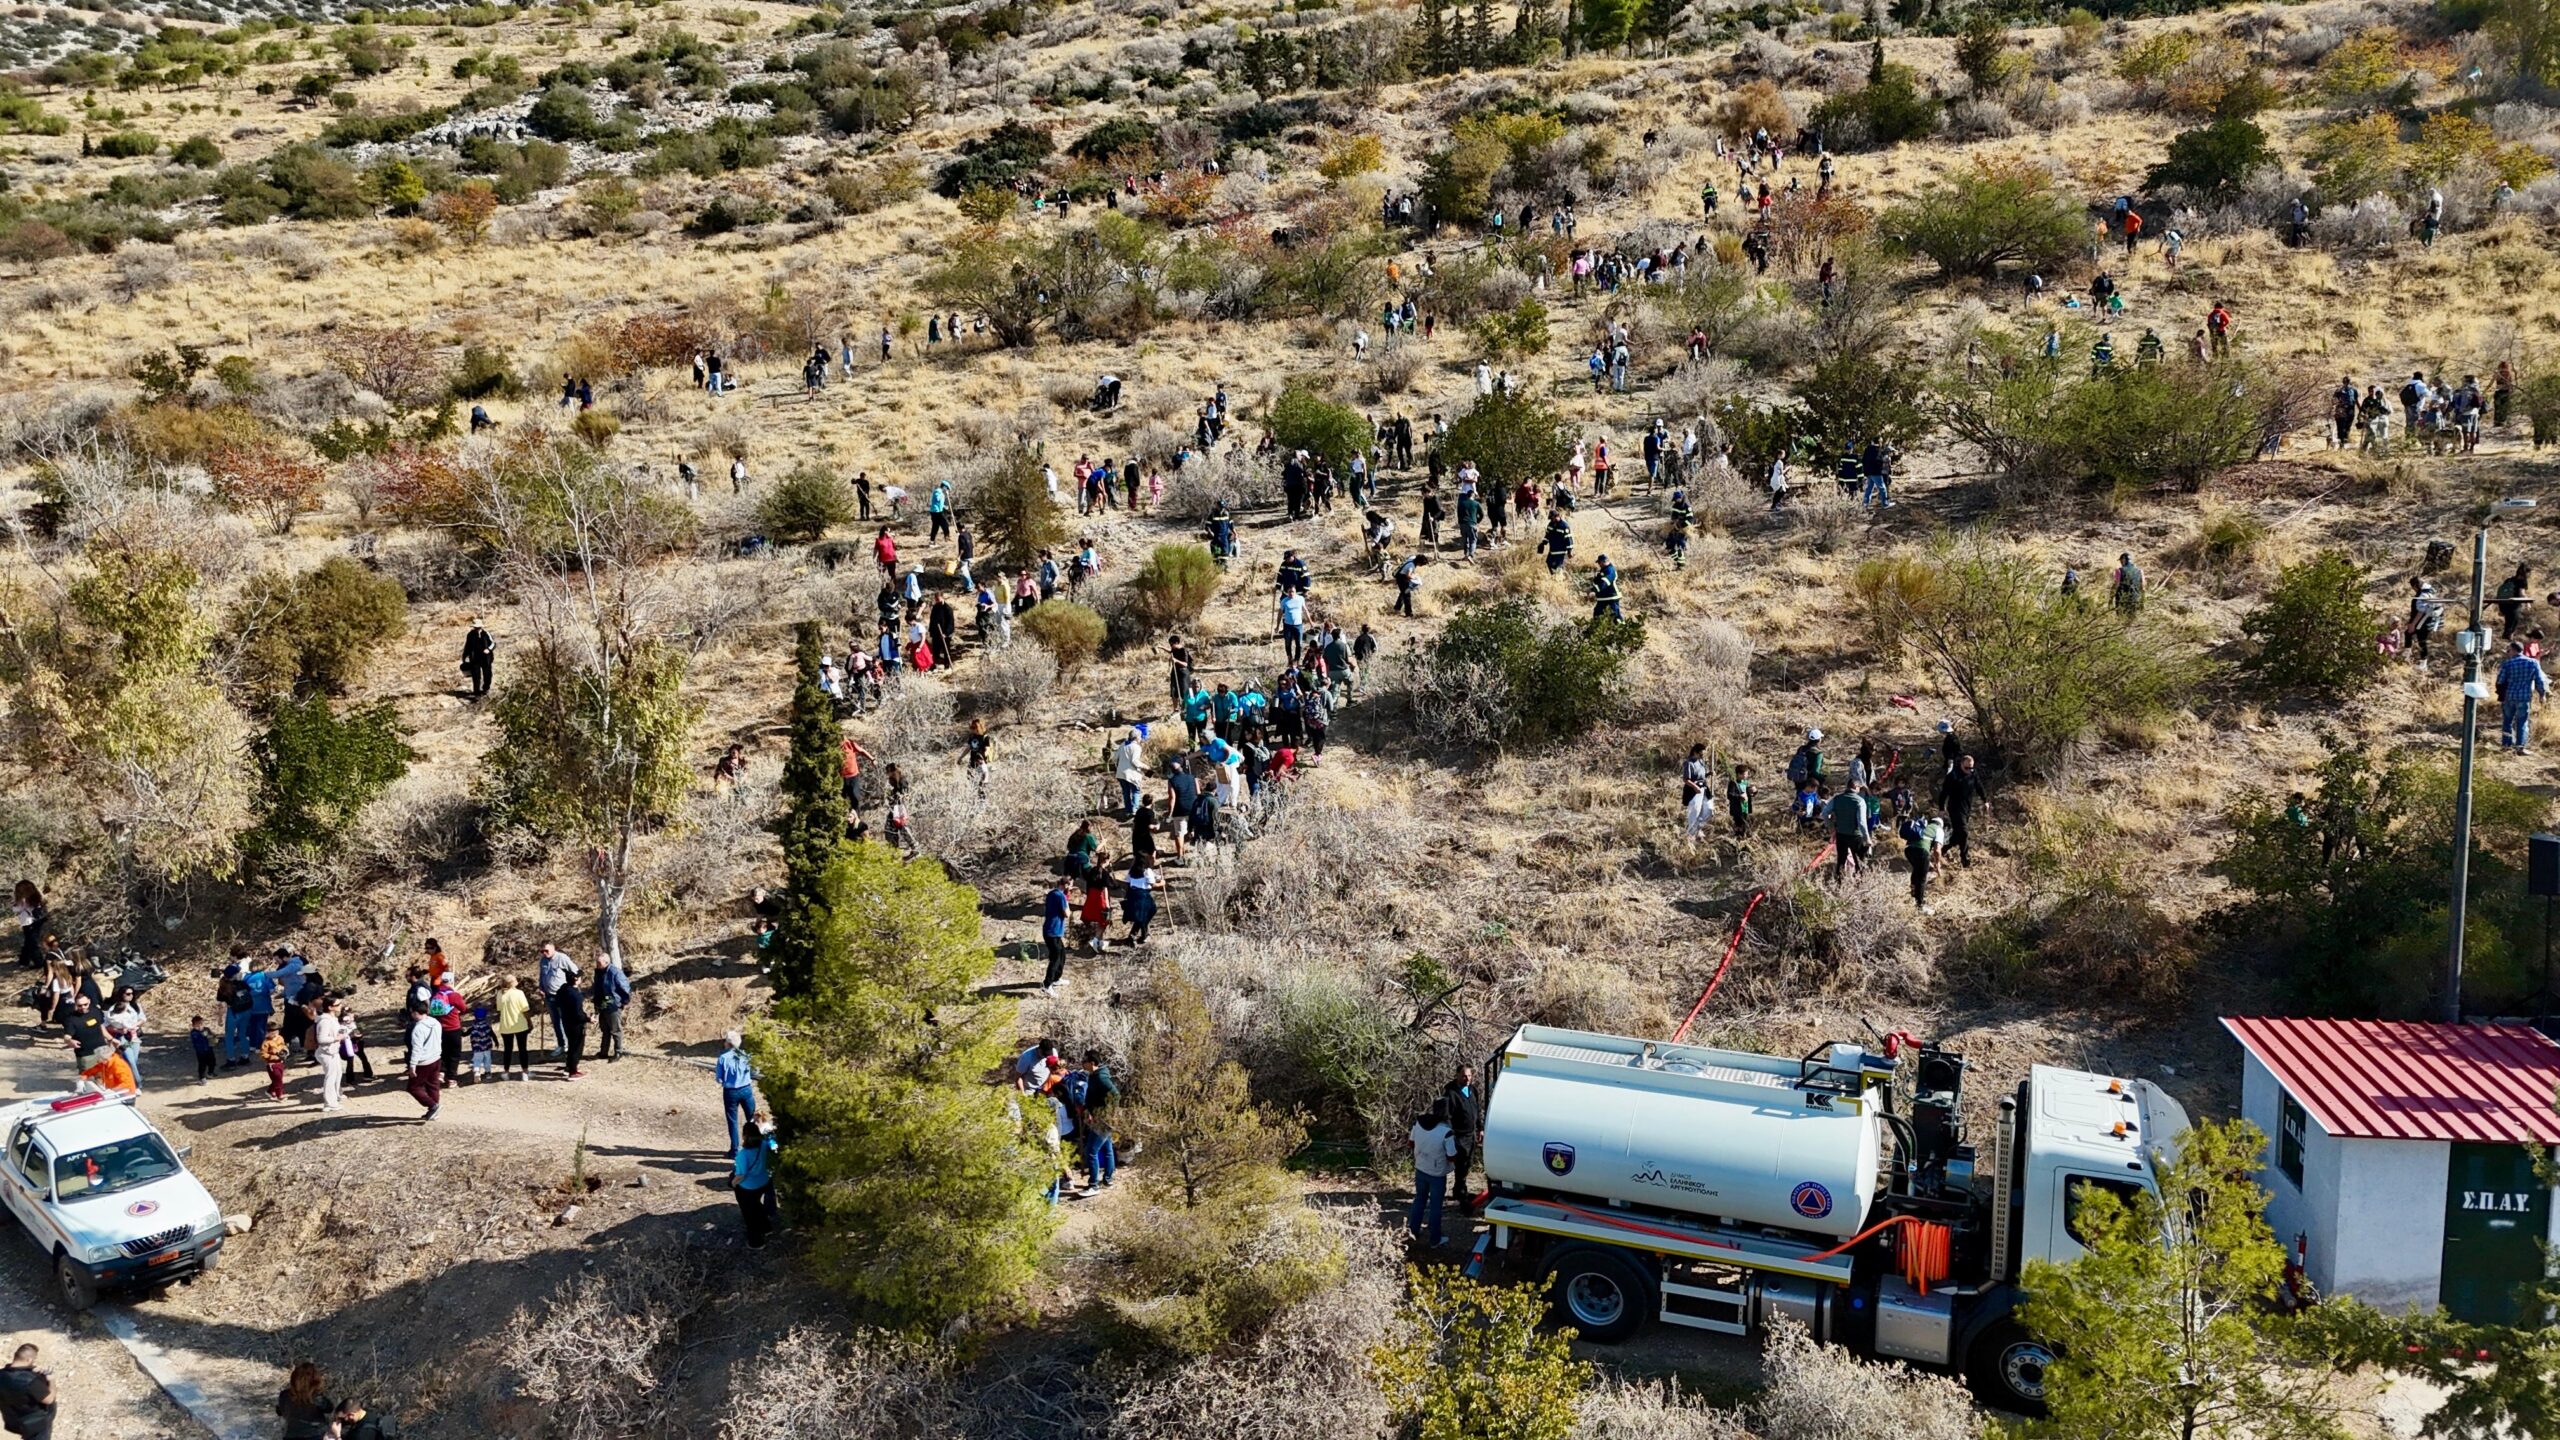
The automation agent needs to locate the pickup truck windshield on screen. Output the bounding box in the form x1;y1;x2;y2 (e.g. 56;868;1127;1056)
52;1134;180;1201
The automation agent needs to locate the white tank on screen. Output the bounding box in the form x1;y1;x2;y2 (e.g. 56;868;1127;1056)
1480;1025;1884;1241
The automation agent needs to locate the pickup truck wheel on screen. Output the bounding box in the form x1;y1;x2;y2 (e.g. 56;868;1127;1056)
1544;1249;1650;1344
1966;1321;2052;1417
54;1253;97;1313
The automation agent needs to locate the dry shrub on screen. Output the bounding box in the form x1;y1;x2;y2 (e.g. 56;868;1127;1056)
1754;1317;1981;1440
641;786;773;911
509;1243;714;1440
861;677;957;760
1109;1219;1400;1440
618;310;716;370
240;230;324;280
112;242;186;300
721;1328;967;1440
1369;347;1420;396
1573;1380;1755;1440
1172;779;1418;944
969;639;1059;722
1718;853;1932;1006
1017;981;1139;1071
351;786;482;882
1523;956;1660;1035
1156;447;1280;520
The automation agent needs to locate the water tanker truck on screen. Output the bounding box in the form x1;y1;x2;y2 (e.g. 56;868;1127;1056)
1476;1024;2191;1413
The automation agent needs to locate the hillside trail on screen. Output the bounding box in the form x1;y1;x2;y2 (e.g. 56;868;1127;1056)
0;1000;726;1440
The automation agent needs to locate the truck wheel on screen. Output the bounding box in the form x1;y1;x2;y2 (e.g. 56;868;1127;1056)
54;1254;96;1313
1544;1249;1651;1344
1966;1321;2053;1416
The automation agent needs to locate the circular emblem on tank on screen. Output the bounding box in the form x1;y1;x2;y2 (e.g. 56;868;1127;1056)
1789;1181;1833;1219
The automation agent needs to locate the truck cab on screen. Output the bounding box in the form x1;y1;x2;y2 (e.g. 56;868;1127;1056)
2015;1064;2190;1271
0;1088;225;1310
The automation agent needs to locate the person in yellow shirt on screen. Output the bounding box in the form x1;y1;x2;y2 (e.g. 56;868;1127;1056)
492;976;533;1082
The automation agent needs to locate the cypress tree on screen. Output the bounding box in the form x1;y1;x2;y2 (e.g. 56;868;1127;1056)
769;621;845;1000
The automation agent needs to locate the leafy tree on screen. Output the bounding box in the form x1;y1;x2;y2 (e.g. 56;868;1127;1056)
969;446;1069;569
955;185;1015;225
171;134;221;167
1067;115;1159;164
369;155;426;214
1410;600;1645;752
228;558;409;703
1318;133;1386;181
1470;298;1551;363
1372;1269;1594;1440
477;445;696;969
1719;78;1794;143
1419;111;1564;221
2222;748;2547;1014
769;622;844;1001
1857;541;2196;776
2311;1271;2560;1439
1018;601;1107;669
2147;117;2273;194
2239;551;2387;699
750;842;1054;1329
1128;965;1305;1212
2315;32;2404;109
934;118;1052;197
1442;390;1575;502
924;230;1059;348
243;696;414;910
756;465;857;543
1791;350;1933;460
2485;0;2560;90
0;542;253;896
1126;543;1222;635
1576;0;1635;50
2306;113;2406;205
525;82;605;141
429;182;497;246
1267;382;1376;472
1882;158;2085;279
319;324;441;412
2020;1119;2352;1440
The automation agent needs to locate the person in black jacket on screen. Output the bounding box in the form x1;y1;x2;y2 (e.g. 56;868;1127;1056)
1443;1066;1483;1212
0;1344;55;1440
1938;754;1985;868
278;1362;332;1440
460;620;495;699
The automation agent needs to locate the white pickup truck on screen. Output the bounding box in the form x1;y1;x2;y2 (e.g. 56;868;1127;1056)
0;1088;225;1309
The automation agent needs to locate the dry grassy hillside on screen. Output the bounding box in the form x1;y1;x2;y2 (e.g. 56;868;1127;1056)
2;0;2558;1428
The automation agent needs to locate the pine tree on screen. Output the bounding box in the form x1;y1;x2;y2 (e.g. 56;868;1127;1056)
1128;966;1305;1211
768;621;845;1000
1869;35;1888;83
1417;0;1454;73
1466;0;1497;66
1509;0;1558;61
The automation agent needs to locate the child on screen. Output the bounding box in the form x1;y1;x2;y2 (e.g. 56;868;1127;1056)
1077;880;1111;955
257;1023;288;1101
468;1005;496;1083
1726;764;1753;839
1796;780;1825;830
189;1015;217;1083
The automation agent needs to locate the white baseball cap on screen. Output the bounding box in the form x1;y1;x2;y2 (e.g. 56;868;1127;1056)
1806;727;1824;741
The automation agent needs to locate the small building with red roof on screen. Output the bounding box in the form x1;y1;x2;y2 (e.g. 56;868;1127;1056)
2224;1016;2560;1324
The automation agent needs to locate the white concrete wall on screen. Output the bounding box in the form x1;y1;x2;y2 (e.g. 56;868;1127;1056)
2241;1050;2449;1313
2323;1132;2448;1313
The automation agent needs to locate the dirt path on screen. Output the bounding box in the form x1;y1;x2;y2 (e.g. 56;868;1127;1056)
0;1003;730;1440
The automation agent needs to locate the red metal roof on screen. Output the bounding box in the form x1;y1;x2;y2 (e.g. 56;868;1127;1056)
2222;1017;2560;1146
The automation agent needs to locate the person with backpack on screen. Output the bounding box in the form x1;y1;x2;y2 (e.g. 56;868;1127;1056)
2401;372;2432;434
2407;578;2447;662
1064;1053;1120;1188
1899;810;1936;913
592;952;631;1062
0;1345;55;1440
2111;552;2146;615
2496;563;2535;639
1787;729;1826;794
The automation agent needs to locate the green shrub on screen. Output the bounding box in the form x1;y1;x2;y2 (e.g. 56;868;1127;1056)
1407;599;1645;752
757;464;858;543
1265;381;1374;473
2146;117;2273;193
243;695;415;910
446;344;520;400
971;446;1069;568
1443;389;1576;502
1067;115;1158;162
1263;967;1401;1125
229;558;410;702
1856;542;2197;775
171;134;223;167
1126;543;1220;634
934;118;1052;197
1882;157;2086;280
525;82;603;141
1018;601;1107;670
1469;297;1549;363
570;408;620;449
1811;58;1941;151
94;129;160;158
2240;550;2387;698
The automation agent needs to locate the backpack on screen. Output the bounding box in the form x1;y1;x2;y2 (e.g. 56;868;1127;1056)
1786;746;1815;788
2403;381;2425;407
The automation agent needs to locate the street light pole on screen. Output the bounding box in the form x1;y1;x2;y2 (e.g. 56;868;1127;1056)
2446;527;2488;1025
2447;499;2536;1025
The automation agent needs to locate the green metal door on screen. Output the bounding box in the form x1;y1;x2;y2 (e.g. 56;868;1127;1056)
2440;1143;2550;1326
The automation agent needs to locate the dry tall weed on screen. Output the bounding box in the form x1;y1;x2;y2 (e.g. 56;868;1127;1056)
720;1327;968;1440
1753;1317;1982;1440
509;1244;715;1440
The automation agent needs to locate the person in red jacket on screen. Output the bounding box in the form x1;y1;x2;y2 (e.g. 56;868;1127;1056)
873;526;898;575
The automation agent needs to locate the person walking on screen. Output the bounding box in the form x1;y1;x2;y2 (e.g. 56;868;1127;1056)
312;997;348;1112
495;975;532;1081
1726;763;1753;839
1408;1101;1457;1248
1938;754;1984;868
2110;552;2145;615
460;619;494;699
733;1115;780;1250
1041;879;1071;993
1681;744;1714;840
2498;639;2549;752
716;1030;757;1153
405;1004;442;1121
1828;781;1873;880
2496;563;2534;639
